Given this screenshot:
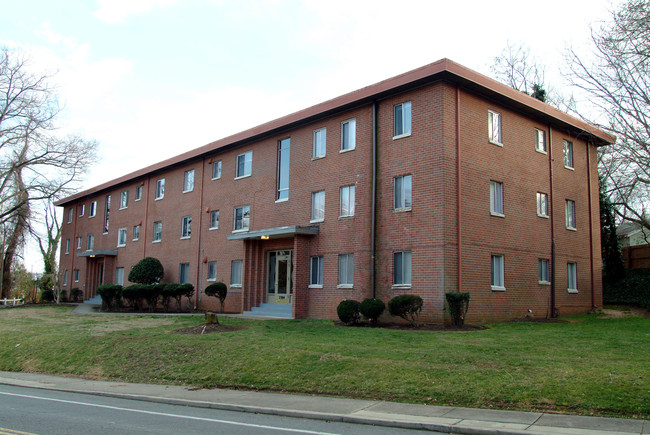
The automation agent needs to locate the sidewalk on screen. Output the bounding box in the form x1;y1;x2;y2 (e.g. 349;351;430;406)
0;371;646;435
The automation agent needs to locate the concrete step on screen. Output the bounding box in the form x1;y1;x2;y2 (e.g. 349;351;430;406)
243;303;292;318
84;296;102;305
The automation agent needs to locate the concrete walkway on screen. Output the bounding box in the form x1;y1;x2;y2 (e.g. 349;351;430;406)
0;371;646;435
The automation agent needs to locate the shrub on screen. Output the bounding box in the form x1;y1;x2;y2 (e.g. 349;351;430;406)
141;284;161;312
59;289;68;302
388;294;423;327
97;284;122;311
359;298;385;324
70;288;83;302
337;300;360;325
604;269;650;309
40;289;54;303
159;283;177;312
122;284;147;311
445;292;471;327
175;283;195;312
128;257;164;285
205;282;228;313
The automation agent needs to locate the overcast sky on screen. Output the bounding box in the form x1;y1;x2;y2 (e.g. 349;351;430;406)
1;0;617;271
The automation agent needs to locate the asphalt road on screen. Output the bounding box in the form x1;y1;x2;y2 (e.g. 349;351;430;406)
0;384;442;434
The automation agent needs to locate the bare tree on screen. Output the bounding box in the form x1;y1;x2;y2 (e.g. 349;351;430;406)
30;201;61;301
567;0;650;230
0;47;97;297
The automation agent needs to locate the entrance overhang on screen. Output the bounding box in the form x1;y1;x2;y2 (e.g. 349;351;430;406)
77;250;118;257
227;225;319;241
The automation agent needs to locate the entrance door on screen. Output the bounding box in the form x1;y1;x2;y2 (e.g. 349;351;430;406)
267;250;293;304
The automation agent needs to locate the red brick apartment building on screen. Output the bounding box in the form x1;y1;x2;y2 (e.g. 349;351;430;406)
55;59;614;322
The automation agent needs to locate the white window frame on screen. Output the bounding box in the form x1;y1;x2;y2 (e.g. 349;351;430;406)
179;263;190;284
563;140;574;169
337;254;354;288
235;151;252;179
341;119;356;152
209;210;219;230
276;138;290;202
313;128;326;159
133;225;140;241
567;262;578;293
309;256;324;288
63;270;68;286
538;259;550;284
491;254;505;291
67;208;73;223
87;235;94;251
183;169;195;193
120;191;128;209
394;175;412;211
79;204;85;217
181;216;192;239
536;192;549;218
393;251;412;287
74;269;80;283
393;101;412;138
207;261;217;281
231;260;243;287
76;237;82;250
566;199;576;230
339;185;355;217
115;267;125;286
153;221;162;243
135;185;142;201
89;201;97;217
212;160;222;180
311;191;325;223
488;110;502;145
117;228;127;247
233;205;250;232
65;239;70;254
155;179;165;200
490;181;504;216
535;129;547;153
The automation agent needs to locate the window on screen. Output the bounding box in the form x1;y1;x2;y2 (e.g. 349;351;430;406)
63;270;68;286
153;221;162;242
76;237;82;250
207;261;217;281
87;235;94;251
490;181;504;216
311;191;325;222
65;239;70;254
181;216;192;239
394;101;412;137
79;204;85;217
133;225;140;241
277;138;290;201
310;256;324;287
539;259;550;284
535;129;546;153
155;179;165;199
74;269;80;283
231;260;243;286
117;228;127;247
338;254;354;287
566;200;576;230
183;169;195;192
209;210;219;230
115;267;124;286
393;251;412;286
103;195;111;233
341;119;356;151
313;128;326;158
67;208;73;223
567;262;578;292
488;110;502;145
212;160;222;180
120;191;128;209
394;175;412;210
89;201;97;217
233;205;250;231
563;140;574;169
135;185;142;201
236;151;252;178
339;185;355;217
536;192;549;217
491;254;505;290
179;263;190;284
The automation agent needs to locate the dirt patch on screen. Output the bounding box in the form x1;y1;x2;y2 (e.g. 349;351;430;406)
88;318;177;336
172;324;249;335
600;306;650;319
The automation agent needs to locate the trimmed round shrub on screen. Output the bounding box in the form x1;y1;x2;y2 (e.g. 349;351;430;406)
359;298;385;324
40;289;54;303
337;299;360;325
141;284;161;311
59;289;68;302
205;282;228;313
174;283;195;312
388;294;423;327
159;283;178;312
97;284;123;311
70;288;83;302
445;292;471;327
128;257;164;285
122;284;147;311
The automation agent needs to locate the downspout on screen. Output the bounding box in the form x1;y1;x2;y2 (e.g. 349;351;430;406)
143;177;150;258
548;126;557;318
456;87;462;293
371;101;378;299
195;157;207;309
586;142;596;309
71;203;78;291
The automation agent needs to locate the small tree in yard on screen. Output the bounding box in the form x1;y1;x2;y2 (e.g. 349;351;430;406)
128;257;163;285
205;282;227;313
388;294;423;327
445;292;471;327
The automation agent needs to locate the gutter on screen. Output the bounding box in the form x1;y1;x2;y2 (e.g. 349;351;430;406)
456;86;462;293
549;126;557;318
587;142;596;309
371;102;378;298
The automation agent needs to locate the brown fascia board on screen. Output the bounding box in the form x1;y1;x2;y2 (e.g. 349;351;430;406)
55;58;614;207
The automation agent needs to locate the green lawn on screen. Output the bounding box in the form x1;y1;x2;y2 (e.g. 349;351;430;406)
0;306;648;419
